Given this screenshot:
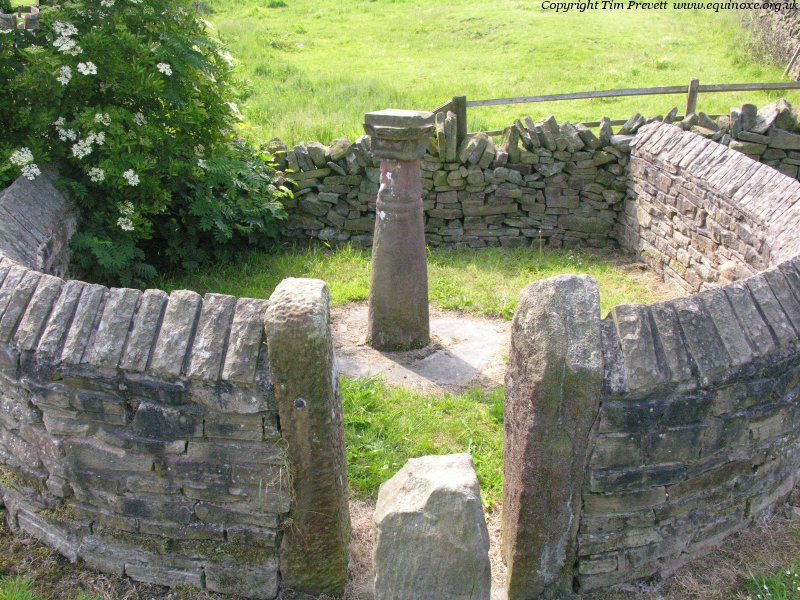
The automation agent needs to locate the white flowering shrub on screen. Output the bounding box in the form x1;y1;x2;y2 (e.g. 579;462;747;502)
0;0;290;285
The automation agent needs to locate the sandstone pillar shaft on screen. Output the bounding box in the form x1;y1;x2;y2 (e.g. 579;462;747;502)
364;109;435;351
503;274;604;599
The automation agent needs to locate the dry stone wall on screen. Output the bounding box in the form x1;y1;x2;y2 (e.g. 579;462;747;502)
504;121;800;597
580;255;800;590
276;99;800;257
275;115;635;250
740;8;800;81
623;121;800;294
0;176;349;598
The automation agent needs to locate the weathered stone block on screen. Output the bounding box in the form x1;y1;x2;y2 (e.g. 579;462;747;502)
131;401;203;439
374;454;490;600
206;557;280;599
187;293;236;381
119;289;167;372
84;287;141;369
61;284;106;365
221;297;269;385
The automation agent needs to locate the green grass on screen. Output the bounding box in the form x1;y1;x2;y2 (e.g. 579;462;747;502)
748;563;800;600
207;0;794;144
342;376;504;506
0;577;96;600
153;244;667;318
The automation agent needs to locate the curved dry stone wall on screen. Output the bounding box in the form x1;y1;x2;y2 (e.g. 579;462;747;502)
0;165;75;278
579;254;800;591
275;98;800;254
503;122;800;598
623;121;800;293
0;176;349;598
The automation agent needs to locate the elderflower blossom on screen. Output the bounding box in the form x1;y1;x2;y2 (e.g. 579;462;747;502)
71;138;94;159
87;131;106;146
101;0;115;6
53;21;78;37
21;164;41;181
133;112;147;126
56;66;72;86
156;62;172;76
94;113;111;126
9;147;34;167
116;217;134;231
123;169;140;186
56;125;77;142
9;148;40;181
77;61;97;75
53;36;82;56
197;158;207;169
119;201;135;215
88;167;105;183
52;21;82;55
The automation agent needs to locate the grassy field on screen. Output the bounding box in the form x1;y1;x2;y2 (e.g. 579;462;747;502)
206;0;794;144
154;244;673;318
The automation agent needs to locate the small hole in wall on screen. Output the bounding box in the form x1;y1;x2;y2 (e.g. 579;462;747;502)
294;398;307;410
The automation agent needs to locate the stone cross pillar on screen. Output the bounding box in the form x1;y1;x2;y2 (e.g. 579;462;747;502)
364;109;435;351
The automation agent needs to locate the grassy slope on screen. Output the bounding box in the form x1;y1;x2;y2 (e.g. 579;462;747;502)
208;0;792;144
154;244;670;318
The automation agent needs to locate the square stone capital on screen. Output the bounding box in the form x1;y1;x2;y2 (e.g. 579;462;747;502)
364;109;435;160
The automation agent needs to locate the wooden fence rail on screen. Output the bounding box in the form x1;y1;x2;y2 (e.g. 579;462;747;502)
432;78;800;145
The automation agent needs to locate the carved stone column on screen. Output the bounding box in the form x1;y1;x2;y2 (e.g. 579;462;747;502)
364;109;435;351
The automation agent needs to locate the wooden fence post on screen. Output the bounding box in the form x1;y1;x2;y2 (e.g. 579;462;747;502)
453;96;467;147
686;78;699;116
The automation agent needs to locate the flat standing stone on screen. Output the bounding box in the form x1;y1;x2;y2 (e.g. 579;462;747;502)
187;293;236;381
150;290;202;378
265;278;349;596
503;274;603;600
37;280;86;360
119;289;168;372
60;284;107;365
15;275;64;351
0;269;41;343
221;297;269;385
84;287;141;369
